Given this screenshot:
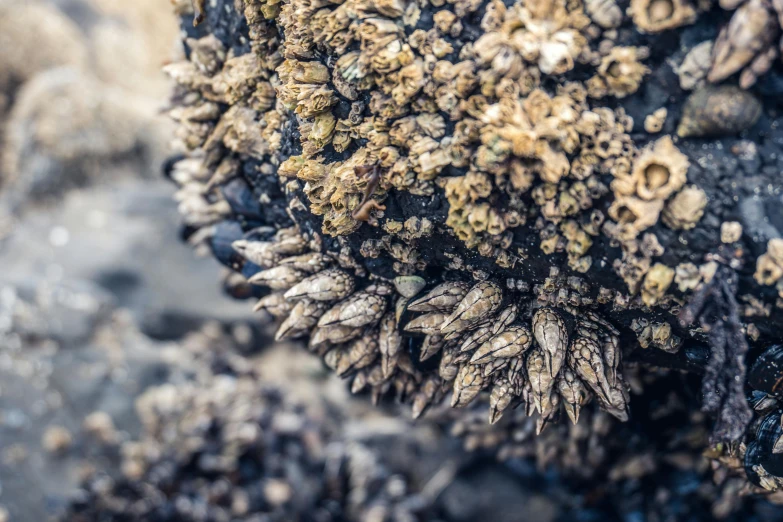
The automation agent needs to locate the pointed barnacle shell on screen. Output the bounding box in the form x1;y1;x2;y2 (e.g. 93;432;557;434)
451;364;485;407
405;312;450;335
536;389;561;435
338;333;380;376
420;334;447;361
253;293;293;318
602;334;621;387
661;185;707;230
278;252;332;273
323;348;344;371
270;232;309;255
491;304;518;335
441;281;503;335
317;291;387;328
489;380;514;424
248;266;307;290
601;377;631;421
407;281;470;312
567;337;612;404
526;348;555;414
506;357;526;395
628;136;688;201
628;0;696;33
677;86;762;138
310;325;361;350
458;323;495;353
532;307;568;378
284;269;355;301
232;239;281;267
393;276;426;298
411;376;442;419
470;325;532;364
276;300;328;341
483;358;510;378
379;313;402;378
557;369;589;425
439;348;460;381
708;0;778;84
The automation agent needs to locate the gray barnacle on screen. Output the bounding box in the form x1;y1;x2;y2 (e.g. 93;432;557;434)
677;41;713;90
405;312;451;335
470;325;533;364
567;337;613;405
407;281;471;312
526;348;555;414
276;300;328;341
488;379;515;424
557;369;589;425
451;364;485;407
379;313;403;378
532;307;569;378
248;266;307;290
317;291;387;328
253;292;293;319
285;269;356;301
440;281;503;335
420;334;447;361
278;252;333;273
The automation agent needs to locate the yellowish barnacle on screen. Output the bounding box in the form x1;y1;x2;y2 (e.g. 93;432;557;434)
661;185;707;230
721;221;743;243
585;0;623;28
587;47;650;99
644;108;667;133
677;41;713;91
628;0;697;33
607;196;664;240
755;239;783;285
641;263;675;306
625;136;689;201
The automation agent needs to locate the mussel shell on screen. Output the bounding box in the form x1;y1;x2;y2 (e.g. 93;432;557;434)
221;178;263;219
756;412;783;476
748;345;783;396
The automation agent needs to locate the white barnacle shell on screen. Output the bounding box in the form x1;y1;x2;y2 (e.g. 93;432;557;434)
248;266;307;290
532;307;569;378
600;376;630;422
488;379;514;424
491;304;518;335
440;281;503;335
458;323;495;353
470;325;532;364
253;292;292;318
567;337;613;404
557;369;589;425
275;299;328;341
284;269;355;301
337;333;379;376
451;364;485;408
404;312;450;335
407;281;470;312
318;291;387;328
232;239;280;267
420;334;447;361
526;348;555;415
278;252;332;273
379;313;403;378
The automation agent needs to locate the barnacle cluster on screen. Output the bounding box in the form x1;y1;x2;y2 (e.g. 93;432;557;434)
65;326;448;522
166;0;783;502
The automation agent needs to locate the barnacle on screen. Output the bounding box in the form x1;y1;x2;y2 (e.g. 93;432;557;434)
165;0;783;507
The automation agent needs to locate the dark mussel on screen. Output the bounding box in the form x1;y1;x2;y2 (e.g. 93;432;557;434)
745;411;783;486
748;345;783;397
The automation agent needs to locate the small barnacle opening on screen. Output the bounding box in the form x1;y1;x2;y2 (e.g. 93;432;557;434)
647;0;674;24
643;163;670;193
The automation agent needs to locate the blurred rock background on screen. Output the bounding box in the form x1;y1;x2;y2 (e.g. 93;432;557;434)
0;3;560;521
0;0;253;519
